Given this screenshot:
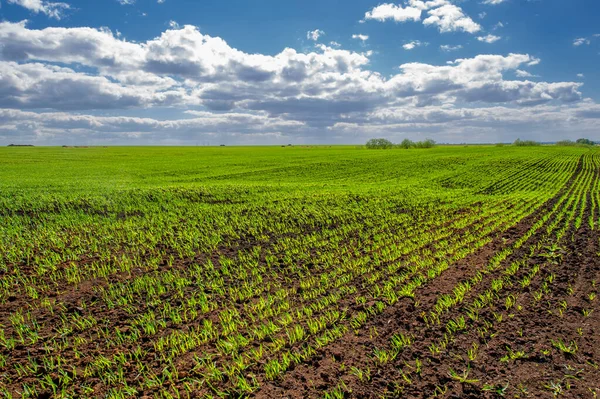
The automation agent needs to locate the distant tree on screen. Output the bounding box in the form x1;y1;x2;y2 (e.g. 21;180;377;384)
414;138;436;148
556;140;576;146
366;138;435;149
576;138;595;146
513;138;540;147
398;138;415;149
366;138;394;149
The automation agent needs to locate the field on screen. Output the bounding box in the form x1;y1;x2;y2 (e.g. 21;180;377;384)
1;145;599;398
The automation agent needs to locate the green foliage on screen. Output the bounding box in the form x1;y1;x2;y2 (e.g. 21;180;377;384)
556;140;576;146
366;138;436;149
414;139;436;148
556;138;595;146
576;138;595;146
366;138;394;149
399;138;415;149
513;138;541;146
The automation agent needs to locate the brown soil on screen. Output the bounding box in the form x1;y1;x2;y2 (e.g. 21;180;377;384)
1;201;507;398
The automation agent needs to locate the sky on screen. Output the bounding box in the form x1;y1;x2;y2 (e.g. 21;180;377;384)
0;0;599;145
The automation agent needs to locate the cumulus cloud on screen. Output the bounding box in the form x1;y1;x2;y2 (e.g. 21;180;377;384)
440;44;462;51
574;34;600;47
0;21;145;73
572;33;600;46
403;40;427;50
515;69;539;78
364;1;481;34
407;0;449;10
306;29;324;41
0;61;187;110
424;4;481;33
351;34;369;41
477;34;501;43
364;3;422;22
4;102;599;145
5;0;70;19
0;108;305;144
329;102;600;144
385;54;580;106
0;22;582;111
573;37;590;46
0;21;589;143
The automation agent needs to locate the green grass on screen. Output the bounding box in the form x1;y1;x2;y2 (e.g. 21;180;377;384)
0;144;586;192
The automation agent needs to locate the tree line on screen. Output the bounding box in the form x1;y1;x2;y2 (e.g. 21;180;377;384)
514;138;595;147
366;138;436;149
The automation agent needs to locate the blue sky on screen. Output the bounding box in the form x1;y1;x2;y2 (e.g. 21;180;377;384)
0;0;599;145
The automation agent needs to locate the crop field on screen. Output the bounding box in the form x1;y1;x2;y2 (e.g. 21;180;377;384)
1;145;599;398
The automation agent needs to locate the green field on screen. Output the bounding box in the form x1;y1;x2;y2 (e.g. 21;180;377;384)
1;145;599;398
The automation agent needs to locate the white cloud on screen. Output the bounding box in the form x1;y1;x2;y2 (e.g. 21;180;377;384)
573;34;600;47
352;34;369;41
424;5;481;33
0;22;577;108
0;108;305;145
117;0;135;4
482;0;507;5
383;54;580;107
0;61;186;110
0;21;146;74
329;101;600;144
515;69;538;78
440;44;462;51
407;0;449;10
477;34;501;43
4;102;600;145
307;29;324;41
0;22;581;111
0;21;588;143
403;40;427;50
364;3;422;22
6;0;70;19
364;1;481;34
577;73;584;78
